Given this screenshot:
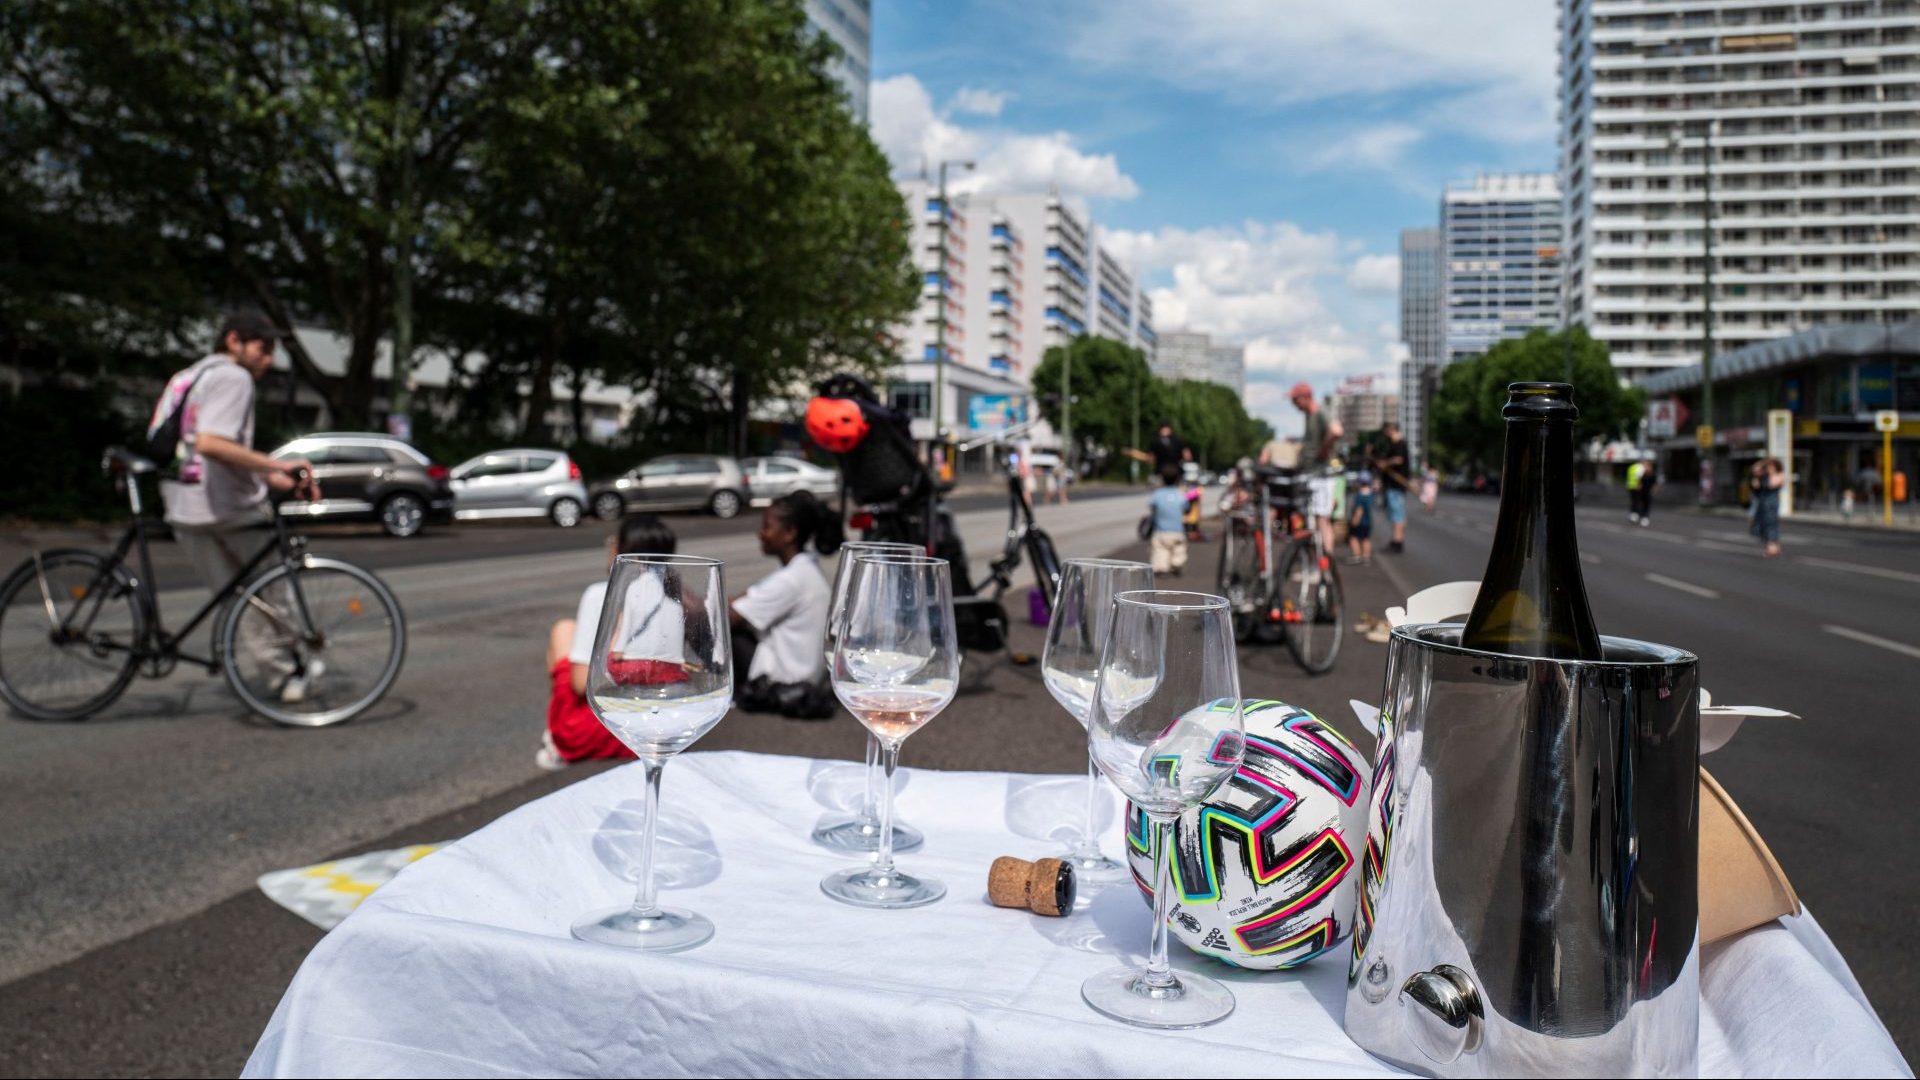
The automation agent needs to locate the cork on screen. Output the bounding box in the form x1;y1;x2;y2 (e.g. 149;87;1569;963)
987;856;1075;916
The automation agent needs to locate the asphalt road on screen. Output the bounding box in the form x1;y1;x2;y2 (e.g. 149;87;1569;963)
0;487;1913;1075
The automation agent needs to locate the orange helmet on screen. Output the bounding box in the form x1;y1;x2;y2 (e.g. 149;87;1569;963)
806;395;870;453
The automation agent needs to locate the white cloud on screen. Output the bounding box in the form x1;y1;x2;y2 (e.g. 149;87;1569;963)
1308;124;1426;174
1347;254;1400;295
949;87;1011;117
1107;221;1400;433
870;74;1139;202
1052;0;1557;148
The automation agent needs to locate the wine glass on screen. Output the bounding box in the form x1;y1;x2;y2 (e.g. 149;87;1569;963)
811;540;926;854
1042;557;1153;881
821;554;959;909
572;555;732;952
1082;590;1245;1028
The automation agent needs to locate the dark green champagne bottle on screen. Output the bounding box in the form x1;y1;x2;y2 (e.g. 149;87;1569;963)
1460;382;1603;660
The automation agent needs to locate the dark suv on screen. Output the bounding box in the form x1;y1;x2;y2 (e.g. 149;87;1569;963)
270;433;454;537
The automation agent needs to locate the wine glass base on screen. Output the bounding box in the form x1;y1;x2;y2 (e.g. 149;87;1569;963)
810;816;925;854
1081;966;1235;1029
571;906;714;952
820;865;946;909
1061;850;1128;881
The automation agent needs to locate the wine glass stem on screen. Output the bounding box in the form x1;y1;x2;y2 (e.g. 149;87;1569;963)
628;758;666;919
862;733;881;825
1145;814;1179;991
875;740;902;877
1077;752;1103;859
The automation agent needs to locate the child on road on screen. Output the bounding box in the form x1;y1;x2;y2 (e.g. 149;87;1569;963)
1148;466;1189;577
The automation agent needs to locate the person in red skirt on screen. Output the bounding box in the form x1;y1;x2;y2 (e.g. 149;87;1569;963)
537;514;679;770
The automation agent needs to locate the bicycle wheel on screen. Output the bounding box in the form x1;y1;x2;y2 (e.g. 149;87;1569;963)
1275;539;1344;675
220;556;405;727
1217;518;1262;643
0;550;145;721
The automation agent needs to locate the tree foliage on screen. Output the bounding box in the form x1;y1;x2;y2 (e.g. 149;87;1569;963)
1030;336;1272;475
1429;327;1647;470
1;0;915;443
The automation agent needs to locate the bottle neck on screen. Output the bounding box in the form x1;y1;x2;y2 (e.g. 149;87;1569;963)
1491;417;1578;565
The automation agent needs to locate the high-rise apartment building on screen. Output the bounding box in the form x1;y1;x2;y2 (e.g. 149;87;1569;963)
1398;226;1443;467
1331;374;1401;438
803;0;872;121
1442;174;1565;363
887;184;1153;447
1559;0;1920;377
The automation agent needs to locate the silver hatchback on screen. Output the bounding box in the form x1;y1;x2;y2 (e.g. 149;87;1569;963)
741;456;840;507
448;449;590;527
589;454;751;520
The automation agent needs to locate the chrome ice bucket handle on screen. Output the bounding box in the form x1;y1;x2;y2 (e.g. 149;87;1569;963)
1344;624;1701;1078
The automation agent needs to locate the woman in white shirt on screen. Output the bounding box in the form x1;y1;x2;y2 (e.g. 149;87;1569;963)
538;514;679;769
729;490;840;718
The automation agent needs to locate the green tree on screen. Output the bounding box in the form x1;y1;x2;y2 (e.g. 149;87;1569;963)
1429;327;1646;470
1031;337;1272;478
2;0;914;442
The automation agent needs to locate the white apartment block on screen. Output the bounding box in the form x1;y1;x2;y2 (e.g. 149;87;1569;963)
803;0;872;121
1332;374;1402;438
1398;226;1443;467
1559;0;1920;377
1443;174;1565;363
887;184;1153;446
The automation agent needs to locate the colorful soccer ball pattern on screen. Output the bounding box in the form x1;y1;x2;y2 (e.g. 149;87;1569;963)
1126;698;1369;970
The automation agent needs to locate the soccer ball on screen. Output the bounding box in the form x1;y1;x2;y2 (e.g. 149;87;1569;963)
1125;698;1370;970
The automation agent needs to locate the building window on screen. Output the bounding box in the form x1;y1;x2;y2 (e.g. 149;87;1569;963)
888;382;932;419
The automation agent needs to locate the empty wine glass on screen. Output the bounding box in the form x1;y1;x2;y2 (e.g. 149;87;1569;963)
821;554;959;909
811;540;926;854
1042;558;1153;881
1082;590;1245;1028
572;555;732;952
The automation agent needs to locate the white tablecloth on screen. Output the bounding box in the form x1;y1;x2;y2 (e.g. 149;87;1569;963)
244;751;1911;1078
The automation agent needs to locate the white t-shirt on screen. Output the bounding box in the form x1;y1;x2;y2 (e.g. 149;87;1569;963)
152;354;268;526
733;552;829;684
567;577;684;666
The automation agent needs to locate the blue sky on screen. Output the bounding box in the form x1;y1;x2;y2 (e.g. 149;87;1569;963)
870;0;1561;431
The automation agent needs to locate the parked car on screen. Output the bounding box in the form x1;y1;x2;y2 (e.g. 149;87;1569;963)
269;433;454;537
448;449;590;527
740;456;839;507
590;454;752;520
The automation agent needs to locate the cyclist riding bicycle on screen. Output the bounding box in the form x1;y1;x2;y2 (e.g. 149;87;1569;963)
149;308;320;698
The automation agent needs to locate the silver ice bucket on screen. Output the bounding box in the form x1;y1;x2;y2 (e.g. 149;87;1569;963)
1345;624;1700;1078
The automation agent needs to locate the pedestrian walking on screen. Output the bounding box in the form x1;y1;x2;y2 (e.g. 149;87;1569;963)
1346;466;1375;566
148;308;320;700
1147;466;1189;577
1627;458;1657;526
1749;457;1785;558
1419;465;1439;513
1371;421;1411;552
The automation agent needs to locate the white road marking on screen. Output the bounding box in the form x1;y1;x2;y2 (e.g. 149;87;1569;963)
1645;573;1720;599
1639;529;1690;545
1823;624;1920;661
1694;538;1758;556
1581;553;1602;565
1799;556;1920;587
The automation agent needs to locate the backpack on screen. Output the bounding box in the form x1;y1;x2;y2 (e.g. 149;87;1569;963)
146;367;209;471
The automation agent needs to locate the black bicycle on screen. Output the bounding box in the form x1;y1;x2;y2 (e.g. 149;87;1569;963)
0;448;406;726
1217;464;1344;674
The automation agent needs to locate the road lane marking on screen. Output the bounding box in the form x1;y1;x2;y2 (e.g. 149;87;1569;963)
1639;529;1690;545
1694;538;1757;555
1645;573;1720;599
1581;553;1602;565
1799;556;1920;586
1823;624;1920;661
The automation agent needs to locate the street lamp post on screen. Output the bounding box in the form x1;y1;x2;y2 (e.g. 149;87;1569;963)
932;159;975;469
1671;121;1718;501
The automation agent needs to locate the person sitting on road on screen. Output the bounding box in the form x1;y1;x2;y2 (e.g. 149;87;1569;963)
730;491;840;720
538;513;678;770
1148;466;1190;577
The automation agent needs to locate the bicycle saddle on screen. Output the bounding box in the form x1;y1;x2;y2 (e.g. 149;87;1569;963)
103;446;158;475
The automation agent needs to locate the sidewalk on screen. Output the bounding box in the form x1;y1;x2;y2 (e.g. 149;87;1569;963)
1577;484;1920;533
